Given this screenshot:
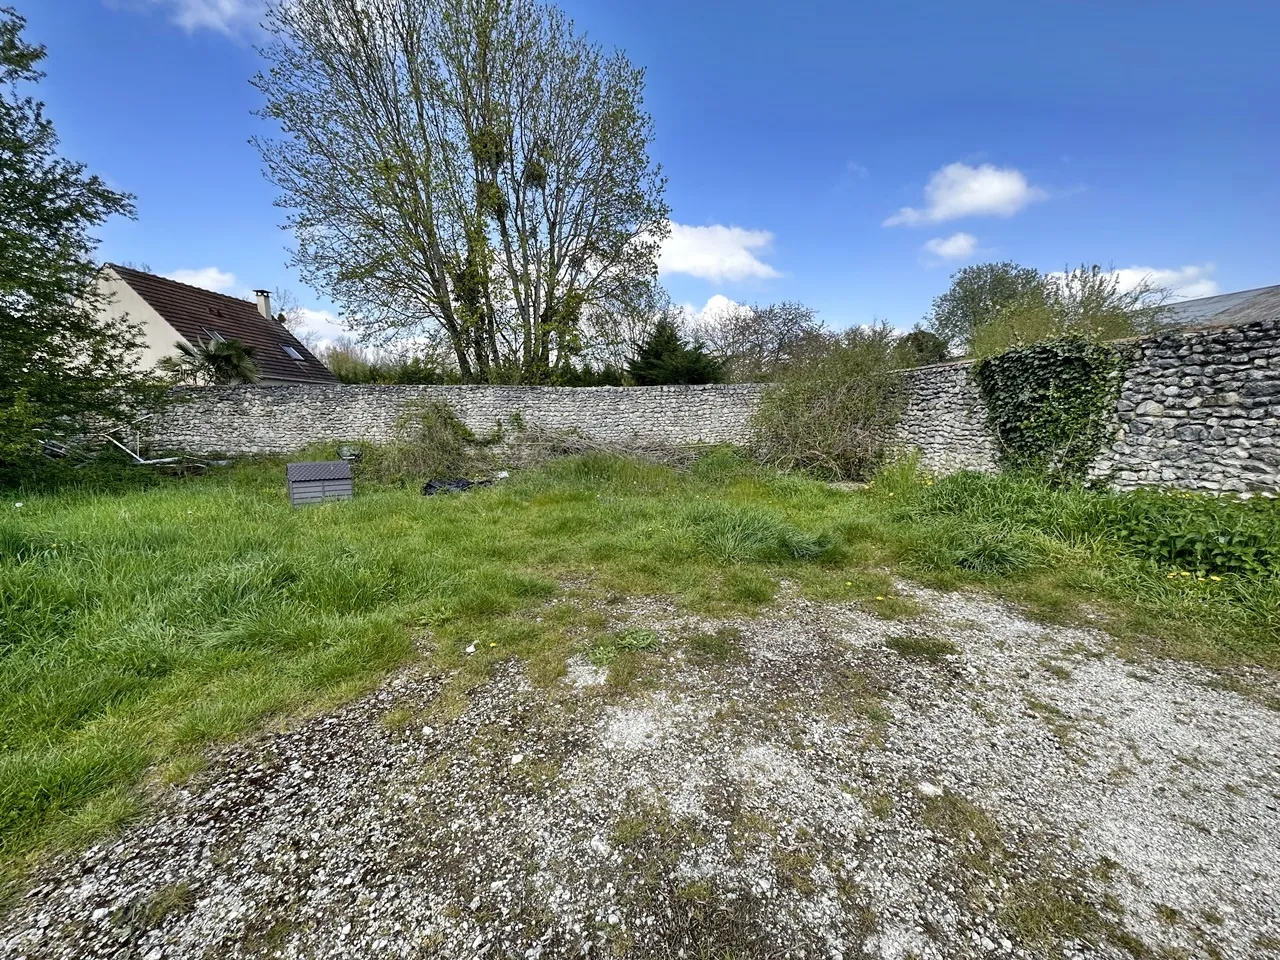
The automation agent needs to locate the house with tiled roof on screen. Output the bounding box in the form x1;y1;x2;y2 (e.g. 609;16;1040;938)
97;264;338;384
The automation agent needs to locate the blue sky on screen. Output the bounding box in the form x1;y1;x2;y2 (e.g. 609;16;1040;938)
23;0;1280;341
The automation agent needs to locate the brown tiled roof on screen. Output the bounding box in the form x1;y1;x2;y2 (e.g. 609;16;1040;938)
109;264;338;383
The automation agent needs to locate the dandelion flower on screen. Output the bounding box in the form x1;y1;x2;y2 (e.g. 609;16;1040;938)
874;596;885;601
1209;575;1222;582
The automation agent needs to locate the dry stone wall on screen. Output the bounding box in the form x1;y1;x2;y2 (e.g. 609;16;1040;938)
150;383;767;455
147;316;1279;493
1092;317;1279;493
894;363;997;473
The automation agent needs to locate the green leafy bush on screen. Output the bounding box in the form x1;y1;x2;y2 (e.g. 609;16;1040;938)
887;466;1279;580
751;323;906;481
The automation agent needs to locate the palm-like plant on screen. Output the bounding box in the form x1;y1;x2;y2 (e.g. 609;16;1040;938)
159;338;263;385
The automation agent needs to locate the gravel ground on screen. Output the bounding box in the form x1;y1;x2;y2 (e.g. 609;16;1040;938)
4;585;1279;959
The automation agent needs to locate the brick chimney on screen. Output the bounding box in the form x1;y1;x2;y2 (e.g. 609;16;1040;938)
254;289;272;320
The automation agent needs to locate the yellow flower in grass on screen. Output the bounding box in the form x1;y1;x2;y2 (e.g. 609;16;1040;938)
1165;573;1177;579
1209;575;1223;582
875;596;886;601
1180;571;1192;577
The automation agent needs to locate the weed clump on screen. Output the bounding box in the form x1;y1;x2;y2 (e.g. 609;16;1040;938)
885;635;958;664
681;502;836;565
361;399;498;486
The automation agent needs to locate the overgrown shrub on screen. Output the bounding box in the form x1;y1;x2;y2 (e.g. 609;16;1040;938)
970;264;1165;359
751;323;906;481
360;400;497;485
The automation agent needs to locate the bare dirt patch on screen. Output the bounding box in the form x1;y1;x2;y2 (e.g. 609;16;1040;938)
4;586;1278;959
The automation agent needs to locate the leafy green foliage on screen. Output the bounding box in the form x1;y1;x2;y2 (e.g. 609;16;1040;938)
318;340;458;385
255;0;669;383
1103;490;1278;578
616;628;660;651
925;261;1044;353
751;323;906;481
892;328;949;367
881;464;1280;584
158;338;262;385
0;9;157;465
971;264;1166;359
551;362;627;387
360;400;496;484
627;318;723;385
972;337;1125;483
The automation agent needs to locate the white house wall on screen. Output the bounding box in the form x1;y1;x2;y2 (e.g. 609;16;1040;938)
96;268;188;371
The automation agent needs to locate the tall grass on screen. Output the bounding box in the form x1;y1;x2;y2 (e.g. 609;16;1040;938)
1;449;1276;888
0;451;850;882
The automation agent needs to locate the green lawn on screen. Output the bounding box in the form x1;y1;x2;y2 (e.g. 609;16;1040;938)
2;449;1276;891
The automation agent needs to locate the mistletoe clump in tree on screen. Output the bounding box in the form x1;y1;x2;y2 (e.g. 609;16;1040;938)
254;0;670;384
0;7;154;464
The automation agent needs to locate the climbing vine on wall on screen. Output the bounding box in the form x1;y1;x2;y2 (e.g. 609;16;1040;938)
971;337;1126;483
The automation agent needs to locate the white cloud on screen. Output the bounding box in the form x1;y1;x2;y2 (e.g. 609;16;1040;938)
679;294;746;326
846;161;870;178
922;232;978;261
165;266;238;293
1106;264;1220;300
291;307;350;346
659;222;781;283
884;162;1047;227
130;0;263;36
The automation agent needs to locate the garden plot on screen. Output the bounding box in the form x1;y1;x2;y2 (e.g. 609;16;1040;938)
4;586;1278;960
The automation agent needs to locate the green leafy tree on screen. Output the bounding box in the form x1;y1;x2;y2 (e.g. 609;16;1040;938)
892;328;949;367
254;0;669;384
158;339;263;385
925;261;1045;353
627;318;722;385
0;7;152;464
971;264;1168;359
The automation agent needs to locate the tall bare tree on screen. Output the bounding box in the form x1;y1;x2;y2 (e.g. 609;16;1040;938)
690;301;831;382
253;0;669;383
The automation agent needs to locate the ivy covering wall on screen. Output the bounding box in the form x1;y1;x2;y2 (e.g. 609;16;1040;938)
971;337;1125;483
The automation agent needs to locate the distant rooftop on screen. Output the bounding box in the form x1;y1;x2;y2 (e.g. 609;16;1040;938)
1161;284;1280;331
